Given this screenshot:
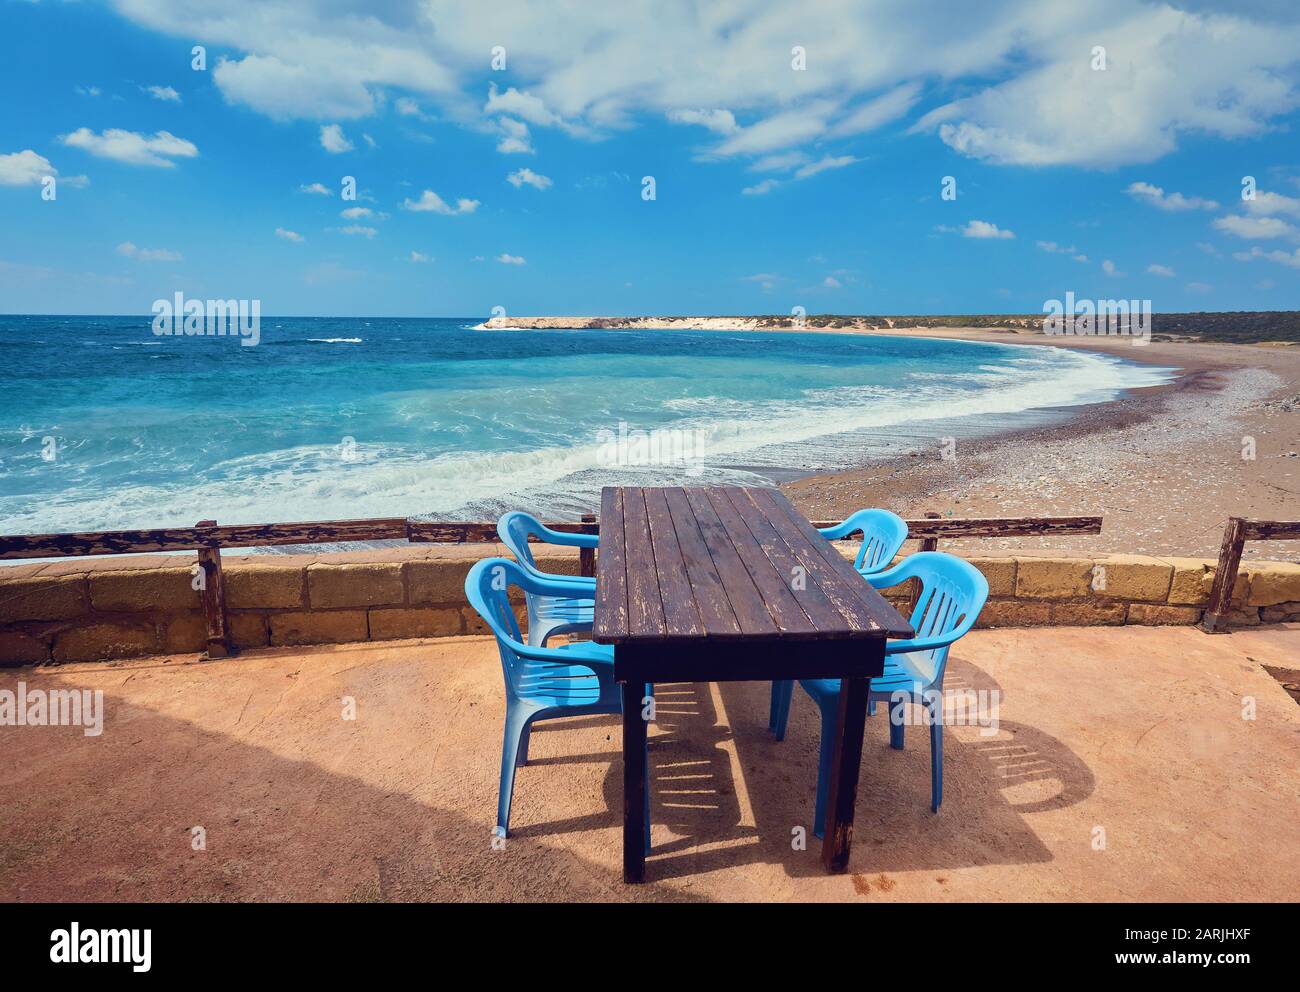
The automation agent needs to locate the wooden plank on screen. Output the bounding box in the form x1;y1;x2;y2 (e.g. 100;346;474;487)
764;489;913;638
621;488;668;639
746;488;894;636
0;513;1107;560
0;518;410;559
642;488;704;638
593;488;629;642
718;487;849;634
680;488;782;638
1242;520;1300;540
661;488;742;637
889;515;1102;539
688;488;810;637
622;681;648;884
1201;516;1247;634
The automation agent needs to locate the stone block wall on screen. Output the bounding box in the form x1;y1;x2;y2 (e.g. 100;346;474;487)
2;544;1297;665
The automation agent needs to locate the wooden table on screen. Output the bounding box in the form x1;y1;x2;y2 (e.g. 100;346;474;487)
592;485;914;883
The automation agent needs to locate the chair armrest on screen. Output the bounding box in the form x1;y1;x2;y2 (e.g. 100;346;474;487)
534;522;599;549
512;639;613;668
859;560;912;590
516;569;597;597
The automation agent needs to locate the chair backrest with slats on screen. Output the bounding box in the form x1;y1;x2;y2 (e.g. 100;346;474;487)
819;508;909;572
465;557;535;697
892;552;989;687
497;511;542;571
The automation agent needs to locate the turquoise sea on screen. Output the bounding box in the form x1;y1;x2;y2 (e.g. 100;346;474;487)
0;316;1173;536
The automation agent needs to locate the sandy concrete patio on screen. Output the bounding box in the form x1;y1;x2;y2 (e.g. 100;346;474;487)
2;625;1297;902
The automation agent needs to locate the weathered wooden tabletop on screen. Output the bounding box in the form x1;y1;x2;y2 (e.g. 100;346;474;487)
593;485;911;652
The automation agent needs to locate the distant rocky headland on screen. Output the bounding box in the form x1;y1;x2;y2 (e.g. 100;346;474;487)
475;312;1300;345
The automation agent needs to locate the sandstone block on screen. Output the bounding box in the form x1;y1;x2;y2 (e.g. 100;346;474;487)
226;565;305;609
270;610;368;646
0;630;50;665
1015;559;1092;599
1245;562;1300;607
369;607;462;640
53;621;160;663
1092;556;1172;602
0;575;90;622
974;600;1051;628
307;563;404;609
1126;603;1202;626
1050;600;1127;626
90;568;199;613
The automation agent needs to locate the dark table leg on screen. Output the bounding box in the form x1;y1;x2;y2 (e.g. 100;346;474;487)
622;681;647;883
821;674;871;873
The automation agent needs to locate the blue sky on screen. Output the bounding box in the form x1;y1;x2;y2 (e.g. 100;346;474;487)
2;0;1299;318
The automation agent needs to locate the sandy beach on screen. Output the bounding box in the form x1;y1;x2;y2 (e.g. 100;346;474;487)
778;327;1300;561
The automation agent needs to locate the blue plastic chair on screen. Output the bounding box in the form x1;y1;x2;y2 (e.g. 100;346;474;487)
768;508;909;738
771;552;989;835
497;511;597;647
465;557;650;844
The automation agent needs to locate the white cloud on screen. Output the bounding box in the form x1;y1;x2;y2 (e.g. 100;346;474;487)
107;0;1300;173
0;150;56;186
396;97;435;122
60;127;197;167
666;108;738;135
750;151;808;173
794;155;857;180
507;167;552;190
300;182;331;195
275;227;304;242
409;250;433;262
960;220;1014;240
1125;181;1219;212
741;272;781;290
496;253;526;265
1146;263;1176;277
741;178;779;196
492;117;533;154
1101;259;1124;276
116;241;182;261
822;276;842;289
1212;214;1297;239
1185;281;1212;292
916;5;1300;167
320;124;353;153
1232;246;1300;269
144;85;181;103
341;206;373;219
828;83;922;137
401;189;479;214
1036;240;1088;262
75;85;101;97
1242;190;1300;217
335;224;377;237
711;103;835;158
